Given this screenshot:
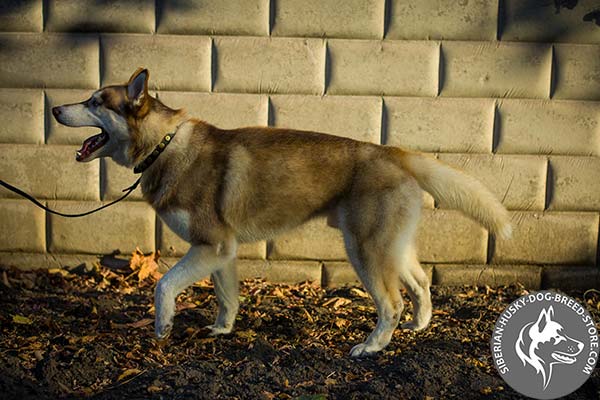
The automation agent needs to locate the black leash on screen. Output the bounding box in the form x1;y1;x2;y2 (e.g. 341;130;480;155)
0;178;141;218
0;131;176;218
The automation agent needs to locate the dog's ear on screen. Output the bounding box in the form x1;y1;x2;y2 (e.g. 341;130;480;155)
127;68;149;107
535;307;552;333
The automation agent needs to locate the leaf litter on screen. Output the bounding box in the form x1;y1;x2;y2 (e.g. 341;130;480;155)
0;259;598;399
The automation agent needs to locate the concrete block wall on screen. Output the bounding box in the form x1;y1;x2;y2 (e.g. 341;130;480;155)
0;0;599;289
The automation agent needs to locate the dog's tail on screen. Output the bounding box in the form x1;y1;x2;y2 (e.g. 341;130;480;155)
394;149;512;239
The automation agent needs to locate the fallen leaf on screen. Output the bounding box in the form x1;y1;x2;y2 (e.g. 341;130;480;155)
118;368;142;381
350;288;368;298
47;268;71;277
147;385;162;393
323;297;352;309
334;318;350;329
236;329;257;340
12;314;33;325
127;318;154;328
129;248;162;284
480;386;492;395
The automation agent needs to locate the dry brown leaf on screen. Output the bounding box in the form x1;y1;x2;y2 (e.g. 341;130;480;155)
323;297;352;309
129;247;162;283
127;318;154;329
334;318;350;329
147;385;162;393
118;368;142;381
350;288;369;298
12;314;33;325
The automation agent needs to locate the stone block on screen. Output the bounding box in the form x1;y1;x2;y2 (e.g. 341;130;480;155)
553;44;600;101
0;199;45;252
270;95;381;143
322;261;434;288
272;0;384;39
0;252;101;271
321;261;360;287
385;97;494;152
548;156;600;211
101;34;211;91
48;201;155;254
438;154;547;211
157;0;269;36
495;99;600;156
46;0;155;33
0;33;99;89
0;144;99;200
493;212;599;265
387;0;498;41
101;159;144;201
157;92;268;128
433;264;542;289
327;39;439;96
441;41;552;98
542;266;599;290
269;218;346;261
417;209;488;263
0;1;42;32
0;89;44;144
214;37;325;95
238;259;322;284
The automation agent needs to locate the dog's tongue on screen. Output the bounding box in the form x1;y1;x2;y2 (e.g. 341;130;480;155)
76;131;108;161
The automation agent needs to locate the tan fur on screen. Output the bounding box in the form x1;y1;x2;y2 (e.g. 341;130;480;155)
54;68;512;356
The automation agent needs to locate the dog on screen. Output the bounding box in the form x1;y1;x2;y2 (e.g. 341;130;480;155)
52;68;512;357
516;306;584;389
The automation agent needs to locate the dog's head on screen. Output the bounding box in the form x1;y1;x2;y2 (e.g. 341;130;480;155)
52;68;183;168
515;306;584;389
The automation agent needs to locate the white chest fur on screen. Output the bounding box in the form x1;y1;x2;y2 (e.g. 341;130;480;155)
159;209;192;242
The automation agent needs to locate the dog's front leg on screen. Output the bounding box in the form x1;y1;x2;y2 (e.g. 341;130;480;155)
155;243;235;340
207;260;239;336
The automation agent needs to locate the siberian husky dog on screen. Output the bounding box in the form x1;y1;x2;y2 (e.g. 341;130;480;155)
53;68;512;357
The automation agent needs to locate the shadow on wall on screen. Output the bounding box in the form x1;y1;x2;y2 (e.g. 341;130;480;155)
0;0;198;33
499;0;600;41
551;0;600;25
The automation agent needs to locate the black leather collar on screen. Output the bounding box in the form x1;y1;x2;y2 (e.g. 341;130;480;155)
133;132;176;174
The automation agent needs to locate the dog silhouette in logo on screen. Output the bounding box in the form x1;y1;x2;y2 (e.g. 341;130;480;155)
515;306;584;390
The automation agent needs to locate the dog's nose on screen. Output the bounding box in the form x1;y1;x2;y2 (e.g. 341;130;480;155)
52;107;61;117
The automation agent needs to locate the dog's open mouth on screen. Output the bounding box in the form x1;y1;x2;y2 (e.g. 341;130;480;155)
76;130;109;162
552;351;577;364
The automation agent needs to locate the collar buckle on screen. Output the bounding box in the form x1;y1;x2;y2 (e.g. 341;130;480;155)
133;132;175;174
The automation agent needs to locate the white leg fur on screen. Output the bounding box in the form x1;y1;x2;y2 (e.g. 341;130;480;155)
155;243;236;339
207;260;239;336
399;246;432;331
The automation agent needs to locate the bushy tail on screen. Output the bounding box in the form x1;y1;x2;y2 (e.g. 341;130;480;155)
397;150;512;239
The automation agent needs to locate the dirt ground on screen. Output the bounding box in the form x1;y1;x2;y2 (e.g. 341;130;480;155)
0;260;598;400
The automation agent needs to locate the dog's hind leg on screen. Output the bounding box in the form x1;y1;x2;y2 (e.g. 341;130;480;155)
348;256;404;358
399;245;431;331
207;260;239;336
338;206;404;357
155;240;237;340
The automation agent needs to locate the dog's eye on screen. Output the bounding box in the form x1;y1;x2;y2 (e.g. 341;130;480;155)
554;336;564;344
90;98;101;107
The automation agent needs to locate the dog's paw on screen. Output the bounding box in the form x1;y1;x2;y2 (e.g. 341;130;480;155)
401;320;428;331
349;342;380;358
155;321;173;340
204;324;233;336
